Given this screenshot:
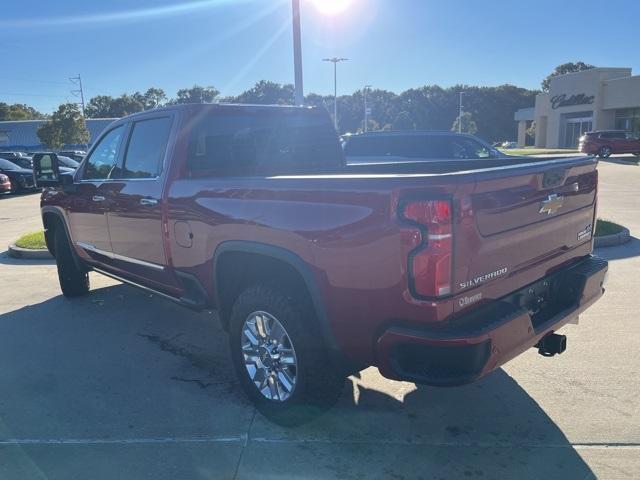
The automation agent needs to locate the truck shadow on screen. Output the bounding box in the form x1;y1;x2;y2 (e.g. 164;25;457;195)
595;236;640;261
0;284;594;479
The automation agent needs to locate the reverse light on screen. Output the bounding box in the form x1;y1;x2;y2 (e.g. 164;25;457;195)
402;200;453;298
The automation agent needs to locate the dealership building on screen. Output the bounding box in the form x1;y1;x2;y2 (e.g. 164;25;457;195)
0;118;116;152
515;67;640;148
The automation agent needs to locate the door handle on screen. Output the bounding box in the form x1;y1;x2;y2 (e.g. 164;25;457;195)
92;195;106;202
139;198;159;206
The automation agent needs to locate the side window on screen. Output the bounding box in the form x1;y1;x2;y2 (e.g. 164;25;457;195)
121;117;173;179
83;126;125;180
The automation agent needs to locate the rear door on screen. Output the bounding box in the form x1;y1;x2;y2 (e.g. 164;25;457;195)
106;114;176;291
68;125;126;263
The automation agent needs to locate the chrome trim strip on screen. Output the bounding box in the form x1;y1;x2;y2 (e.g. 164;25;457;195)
427;234;452;240
77;242;164;271
93;267;179;304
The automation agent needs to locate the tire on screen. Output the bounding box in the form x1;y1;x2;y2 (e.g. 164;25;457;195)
229;284;345;426
598;146;612;158
54;227;90;297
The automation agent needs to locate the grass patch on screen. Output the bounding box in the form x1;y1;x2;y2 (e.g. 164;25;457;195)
14;231;46;250
595;219;624;237
499;148;580;156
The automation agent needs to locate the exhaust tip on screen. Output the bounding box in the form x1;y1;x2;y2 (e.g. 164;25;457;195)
535;333;567;357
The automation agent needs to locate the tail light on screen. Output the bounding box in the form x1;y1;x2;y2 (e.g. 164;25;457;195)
402;200;453;298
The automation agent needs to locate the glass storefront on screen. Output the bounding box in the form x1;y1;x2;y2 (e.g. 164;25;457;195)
615;108;640;136
561;112;593;148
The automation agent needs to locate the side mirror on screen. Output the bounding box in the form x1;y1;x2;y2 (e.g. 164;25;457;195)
33;153;61;187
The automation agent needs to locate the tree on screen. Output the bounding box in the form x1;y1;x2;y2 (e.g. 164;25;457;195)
172;85;219;104
230;80;294;105
85;94;144;118
0;102;44;120
37;103;89;149
526;121;536;144
541;62;596;91
451;111;478;135
393;111;415;130
133;88;167;110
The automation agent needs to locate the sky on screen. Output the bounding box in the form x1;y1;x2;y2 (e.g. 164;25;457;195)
1;0;640;113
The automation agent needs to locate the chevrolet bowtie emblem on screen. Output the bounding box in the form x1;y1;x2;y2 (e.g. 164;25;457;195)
539;194;564;215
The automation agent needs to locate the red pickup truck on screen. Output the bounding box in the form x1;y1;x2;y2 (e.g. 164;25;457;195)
36;104;607;424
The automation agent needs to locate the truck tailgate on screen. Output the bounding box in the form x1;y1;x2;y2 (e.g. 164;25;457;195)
453;157;597;300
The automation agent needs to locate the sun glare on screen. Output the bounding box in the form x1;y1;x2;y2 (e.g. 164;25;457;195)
310;0;354;15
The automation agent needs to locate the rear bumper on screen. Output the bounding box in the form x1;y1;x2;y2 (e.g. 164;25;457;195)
375;255;608;386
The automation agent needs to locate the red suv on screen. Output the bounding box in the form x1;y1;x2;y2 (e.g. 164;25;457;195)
579;130;640;158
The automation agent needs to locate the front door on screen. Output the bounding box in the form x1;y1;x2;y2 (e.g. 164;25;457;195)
68;125;127;264
106;115;176;291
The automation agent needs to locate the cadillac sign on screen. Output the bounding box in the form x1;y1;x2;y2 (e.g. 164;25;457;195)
550;93;595;110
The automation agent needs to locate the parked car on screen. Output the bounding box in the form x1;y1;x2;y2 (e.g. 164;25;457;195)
579;130;640;158
58;150;86;162
31;153;80;170
36;103;607;425
0;158;37;193
342;131;506;164
0;173;11;194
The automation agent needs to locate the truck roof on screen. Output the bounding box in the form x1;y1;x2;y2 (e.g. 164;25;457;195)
118;103;320;122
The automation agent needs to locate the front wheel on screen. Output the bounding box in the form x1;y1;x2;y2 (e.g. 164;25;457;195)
598;146;612;158
229;284;345;426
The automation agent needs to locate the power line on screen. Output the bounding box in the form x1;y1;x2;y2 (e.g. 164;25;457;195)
0;76;71;85
0;92;71;98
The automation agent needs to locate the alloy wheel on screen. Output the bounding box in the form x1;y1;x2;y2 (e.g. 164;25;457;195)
240;311;298;401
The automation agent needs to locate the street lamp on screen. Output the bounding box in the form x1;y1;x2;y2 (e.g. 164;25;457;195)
323;57;348;131
363;85;372;132
458;91;465;134
291;0;304;105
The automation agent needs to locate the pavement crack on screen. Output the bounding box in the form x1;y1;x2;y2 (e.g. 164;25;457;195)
170;376;216;389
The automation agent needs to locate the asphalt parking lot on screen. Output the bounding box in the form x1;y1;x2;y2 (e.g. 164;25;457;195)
0;159;639;479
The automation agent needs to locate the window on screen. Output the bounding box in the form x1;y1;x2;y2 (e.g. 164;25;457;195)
83;126;125;180
186;111;341;175
345;135;429;158
122;117;173;179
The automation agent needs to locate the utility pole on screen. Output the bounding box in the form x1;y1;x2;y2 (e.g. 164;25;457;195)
363;85;372;132
70;74;86;117
291;0;304;105
323;57;348;131
458;91;464;134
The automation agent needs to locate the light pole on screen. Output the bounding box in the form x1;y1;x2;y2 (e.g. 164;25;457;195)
363;85;372;132
458;91;465;134
323;57;348;131
291;0;304;105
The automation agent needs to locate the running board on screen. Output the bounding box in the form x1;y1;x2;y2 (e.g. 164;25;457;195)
92;267;207;311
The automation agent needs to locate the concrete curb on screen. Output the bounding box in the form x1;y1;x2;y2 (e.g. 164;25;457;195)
594;227;631;248
7;244;53;260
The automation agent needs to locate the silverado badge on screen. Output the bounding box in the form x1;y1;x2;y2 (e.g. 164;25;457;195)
539;194;564;215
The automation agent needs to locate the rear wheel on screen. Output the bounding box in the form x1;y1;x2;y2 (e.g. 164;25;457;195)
54;227;90;297
229;284;344;426
598;146;612;158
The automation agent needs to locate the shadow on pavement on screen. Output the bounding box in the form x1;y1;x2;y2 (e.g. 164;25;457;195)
600;157;639;166
595;236;640;261
0;284;593;479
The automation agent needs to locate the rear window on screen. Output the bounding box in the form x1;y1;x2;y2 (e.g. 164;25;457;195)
186;111;342;175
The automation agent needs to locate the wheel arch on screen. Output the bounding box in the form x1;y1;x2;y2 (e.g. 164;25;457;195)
41;206;84;269
213;241;341;358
